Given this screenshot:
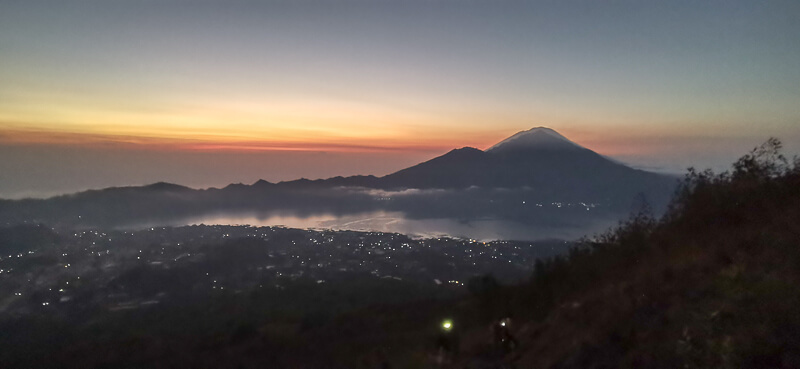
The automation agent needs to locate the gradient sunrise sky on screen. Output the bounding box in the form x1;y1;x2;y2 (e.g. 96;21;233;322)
1;0;799;198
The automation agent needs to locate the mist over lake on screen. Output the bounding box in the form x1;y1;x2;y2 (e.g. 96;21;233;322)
124;210;620;242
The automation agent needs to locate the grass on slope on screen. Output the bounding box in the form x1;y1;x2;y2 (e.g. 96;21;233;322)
452;138;800;369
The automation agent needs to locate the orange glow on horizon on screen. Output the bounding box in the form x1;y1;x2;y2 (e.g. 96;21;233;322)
0;93;504;154
2;101;723;158
0;127;466;154
0;125;676;160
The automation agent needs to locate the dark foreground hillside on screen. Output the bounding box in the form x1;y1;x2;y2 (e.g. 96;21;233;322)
443;139;800;368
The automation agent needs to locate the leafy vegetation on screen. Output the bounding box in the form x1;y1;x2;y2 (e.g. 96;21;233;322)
469;138;800;368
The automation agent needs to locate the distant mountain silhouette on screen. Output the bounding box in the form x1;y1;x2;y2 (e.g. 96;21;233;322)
376;127;673;196
268;127;674;197
0;127;678;235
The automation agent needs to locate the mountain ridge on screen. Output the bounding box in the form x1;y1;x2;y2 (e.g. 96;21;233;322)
0;127;679;235
3;127;669;198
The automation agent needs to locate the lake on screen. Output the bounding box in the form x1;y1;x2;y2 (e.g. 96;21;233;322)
137;210;618;241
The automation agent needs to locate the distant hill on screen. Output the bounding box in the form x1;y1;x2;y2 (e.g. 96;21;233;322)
0;128;678;235
379;127;675;203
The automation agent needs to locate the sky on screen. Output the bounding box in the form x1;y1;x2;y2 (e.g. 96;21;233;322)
1;0;799;199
